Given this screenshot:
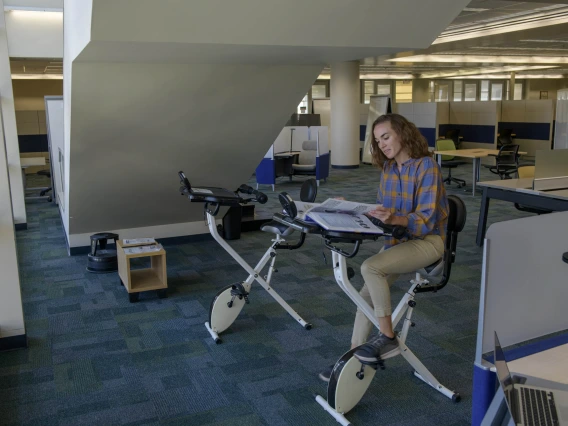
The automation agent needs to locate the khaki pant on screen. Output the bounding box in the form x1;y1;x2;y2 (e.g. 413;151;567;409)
351;235;444;347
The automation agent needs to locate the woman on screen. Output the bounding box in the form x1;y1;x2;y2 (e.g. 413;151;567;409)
319;113;449;381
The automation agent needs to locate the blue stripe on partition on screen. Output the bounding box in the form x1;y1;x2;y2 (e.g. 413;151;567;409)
484;333;568;364
19;134;48;153
498;122;550;140
255;159;275;185
360;125;367;141
439;124;495;144
418;127;436;147
316;153;330;180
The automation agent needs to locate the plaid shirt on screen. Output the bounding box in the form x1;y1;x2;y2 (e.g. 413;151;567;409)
377;156;448;249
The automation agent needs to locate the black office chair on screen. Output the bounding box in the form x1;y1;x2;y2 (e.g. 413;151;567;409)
445;129;462;150
436;138;466;188
497;128;514;148
37;169;52;198
488;144;520;180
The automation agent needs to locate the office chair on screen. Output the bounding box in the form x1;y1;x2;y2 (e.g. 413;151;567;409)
444;129;462;149
488;144;520;180
436;138;466;188
514;166;552;215
497;128;514;148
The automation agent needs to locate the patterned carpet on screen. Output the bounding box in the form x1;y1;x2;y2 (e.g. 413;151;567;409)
1;163;533;426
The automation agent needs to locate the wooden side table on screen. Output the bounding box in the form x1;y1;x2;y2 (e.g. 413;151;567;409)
117;240;167;302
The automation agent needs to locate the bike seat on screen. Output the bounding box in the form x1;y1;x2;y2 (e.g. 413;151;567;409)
260;220;296;236
417;258;444;277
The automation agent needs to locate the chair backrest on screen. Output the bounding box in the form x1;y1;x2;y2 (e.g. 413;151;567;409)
416;194;466;294
445;129;461;148
436;138;457;161
300;178;317;202
499;128;514;138
298;140;317;165
497;135;514;147
496;144;520;167
517;165;535;179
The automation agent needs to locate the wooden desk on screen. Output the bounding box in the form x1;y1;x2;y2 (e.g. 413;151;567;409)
476;178;568;246
274;151;300;178
434;149;527;196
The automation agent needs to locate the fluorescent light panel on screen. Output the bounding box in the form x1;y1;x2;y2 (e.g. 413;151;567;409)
421;65;557;78
387;55;568;64
12;73;62;80
4;6;62;12
448;74;565;79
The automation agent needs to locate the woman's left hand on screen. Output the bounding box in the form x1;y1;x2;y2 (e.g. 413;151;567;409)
368;206;393;224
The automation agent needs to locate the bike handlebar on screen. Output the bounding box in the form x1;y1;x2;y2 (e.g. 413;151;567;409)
238;184;268;204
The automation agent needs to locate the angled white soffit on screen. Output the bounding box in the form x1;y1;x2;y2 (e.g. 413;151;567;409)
79;0;470;64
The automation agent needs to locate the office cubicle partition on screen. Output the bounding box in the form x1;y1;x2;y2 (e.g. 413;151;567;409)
440;101;501;152
472;211;568;425
44;96;64;213
394;102;446;148
554;90;568;150
500;99;554;156
256;126;329;188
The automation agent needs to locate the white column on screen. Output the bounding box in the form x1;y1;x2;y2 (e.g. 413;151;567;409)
509;72;516;100
0;3;26;226
330;61;360;168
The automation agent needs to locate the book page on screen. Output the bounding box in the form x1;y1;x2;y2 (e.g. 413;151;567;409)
123;244;163;255
123;238;156;247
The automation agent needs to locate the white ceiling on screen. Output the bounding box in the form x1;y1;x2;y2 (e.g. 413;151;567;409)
11;0;568;79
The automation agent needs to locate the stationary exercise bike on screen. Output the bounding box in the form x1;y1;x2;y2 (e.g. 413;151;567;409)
178;171;317;343
272;194;466;426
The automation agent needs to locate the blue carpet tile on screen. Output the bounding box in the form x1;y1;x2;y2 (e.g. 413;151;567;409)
2;164;534;425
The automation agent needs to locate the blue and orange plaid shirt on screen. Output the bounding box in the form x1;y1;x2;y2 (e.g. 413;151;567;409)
377;156;449;249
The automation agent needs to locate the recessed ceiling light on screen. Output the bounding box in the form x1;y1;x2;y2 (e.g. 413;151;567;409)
520;39;566;43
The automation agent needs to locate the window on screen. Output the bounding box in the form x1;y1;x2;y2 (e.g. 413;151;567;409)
491;83;503;101
435;83;449;102
396;81;412;103
311;84;327;99
376;84;391;96
480;80;489;101
297;95;308;114
514;83;523;100
428;81;435;102
453;81;463;101
362;81;375;104
465;83;477;101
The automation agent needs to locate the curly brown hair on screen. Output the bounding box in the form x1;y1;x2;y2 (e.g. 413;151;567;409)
370;113;432;167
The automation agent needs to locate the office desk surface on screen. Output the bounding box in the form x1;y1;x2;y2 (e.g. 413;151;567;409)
20;157;46;167
476;178;568;246
274;151;301;157
434;149;527;158
509;344;568;385
477;178;533;190
478;178;568;200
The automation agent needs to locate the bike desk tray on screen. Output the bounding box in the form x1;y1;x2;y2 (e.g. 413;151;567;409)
117;239;167;303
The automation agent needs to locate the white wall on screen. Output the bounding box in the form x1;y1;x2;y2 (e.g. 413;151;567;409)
4;9;62;58
0;108;26;340
63;0;93;239
0;2;26;225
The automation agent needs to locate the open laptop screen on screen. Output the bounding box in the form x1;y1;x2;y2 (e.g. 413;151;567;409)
494;332;518;423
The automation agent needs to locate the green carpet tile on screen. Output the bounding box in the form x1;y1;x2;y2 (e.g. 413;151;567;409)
2;163;534;426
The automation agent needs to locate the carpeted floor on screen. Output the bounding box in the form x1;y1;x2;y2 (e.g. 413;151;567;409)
1;163;533;426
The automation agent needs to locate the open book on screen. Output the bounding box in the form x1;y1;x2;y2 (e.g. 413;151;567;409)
303;198;384;234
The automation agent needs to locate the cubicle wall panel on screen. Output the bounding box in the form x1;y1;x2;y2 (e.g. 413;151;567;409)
309;126;329;153
480;211;568;354
554;99;568;149
418;128;436;147
359;103;369;143
316;154;330;180
255;159;275;185
439;124;495;144
498;122;550;141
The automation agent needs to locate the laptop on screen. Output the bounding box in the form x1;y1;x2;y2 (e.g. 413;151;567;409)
494;332;568;425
